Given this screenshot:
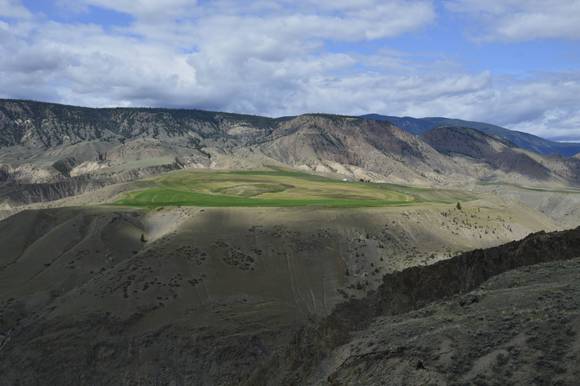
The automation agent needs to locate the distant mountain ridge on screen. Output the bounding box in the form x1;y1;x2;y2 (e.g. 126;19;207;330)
362;114;580;157
422;126;553;181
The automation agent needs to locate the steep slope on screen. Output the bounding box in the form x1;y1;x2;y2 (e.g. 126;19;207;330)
249;226;580;385
423;126;580;186
258;115;467;185
320;257;580;385
0;202;557;385
422;126;555;182
362;114;580;157
0;99;275;175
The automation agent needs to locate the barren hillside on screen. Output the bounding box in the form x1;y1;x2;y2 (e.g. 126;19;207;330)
2;100;579;210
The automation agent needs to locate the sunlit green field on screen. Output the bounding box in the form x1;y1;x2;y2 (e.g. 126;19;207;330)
115;169;472;208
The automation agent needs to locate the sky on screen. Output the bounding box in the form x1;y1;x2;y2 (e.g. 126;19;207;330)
0;1;579;140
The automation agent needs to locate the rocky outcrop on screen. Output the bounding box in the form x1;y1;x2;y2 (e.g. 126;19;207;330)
250;226;580;385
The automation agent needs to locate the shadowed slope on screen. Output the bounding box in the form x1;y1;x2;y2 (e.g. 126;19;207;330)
0;201;557;385
248;226;580;385
422;126;554;181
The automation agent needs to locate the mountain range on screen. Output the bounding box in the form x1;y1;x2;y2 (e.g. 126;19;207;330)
1;99;579;208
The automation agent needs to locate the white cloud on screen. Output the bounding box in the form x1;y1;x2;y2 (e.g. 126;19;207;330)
0;0;31;19
0;0;437;111
0;0;579;141
392;72;580;140
510;109;580;141
81;0;197;20
447;0;580;41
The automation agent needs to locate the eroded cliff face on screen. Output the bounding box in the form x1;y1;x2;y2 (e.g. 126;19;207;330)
0;163;185;206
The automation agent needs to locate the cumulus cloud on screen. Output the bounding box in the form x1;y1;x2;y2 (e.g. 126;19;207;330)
0;0;579;140
0;0;437;110
446;0;580;41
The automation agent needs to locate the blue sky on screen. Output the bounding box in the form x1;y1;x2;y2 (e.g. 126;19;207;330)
1;0;579;140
